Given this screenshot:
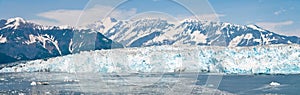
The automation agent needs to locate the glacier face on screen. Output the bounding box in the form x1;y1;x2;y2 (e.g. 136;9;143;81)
1;44;300;74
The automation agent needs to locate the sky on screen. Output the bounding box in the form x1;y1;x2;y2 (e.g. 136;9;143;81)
0;0;299;37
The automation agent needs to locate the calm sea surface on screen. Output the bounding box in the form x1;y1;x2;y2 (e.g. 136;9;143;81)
0;72;299;95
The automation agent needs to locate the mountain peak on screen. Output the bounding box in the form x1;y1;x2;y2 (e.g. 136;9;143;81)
1;17;27;29
6;17;26;24
102;17;118;23
246;24;265;32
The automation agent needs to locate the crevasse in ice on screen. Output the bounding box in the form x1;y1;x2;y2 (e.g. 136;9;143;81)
1;44;300;74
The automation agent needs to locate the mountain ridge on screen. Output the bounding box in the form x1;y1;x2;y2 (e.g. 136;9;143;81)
0;17;122;64
0;17;299;64
86;17;300;47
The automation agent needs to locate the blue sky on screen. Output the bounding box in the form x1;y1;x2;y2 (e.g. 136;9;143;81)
0;0;299;37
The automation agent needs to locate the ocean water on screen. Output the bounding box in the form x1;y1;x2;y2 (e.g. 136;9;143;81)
0;72;299;95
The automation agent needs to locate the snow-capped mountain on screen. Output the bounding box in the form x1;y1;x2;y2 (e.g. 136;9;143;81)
87;18;300;47
1;17;300;64
0;17;122;64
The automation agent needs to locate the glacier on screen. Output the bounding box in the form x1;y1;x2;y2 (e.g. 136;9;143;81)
1;44;300;74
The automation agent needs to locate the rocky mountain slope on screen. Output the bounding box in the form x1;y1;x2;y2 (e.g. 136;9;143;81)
0;17;122;63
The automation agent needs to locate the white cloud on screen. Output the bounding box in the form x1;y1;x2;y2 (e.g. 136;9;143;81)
274;9;286;15
284;29;300;37
255;21;299;36
279;28;300;37
177;14;225;21
196;14;225;21
29;19;59;26
30;5;137;26
256;21;293;31
30;3;224;26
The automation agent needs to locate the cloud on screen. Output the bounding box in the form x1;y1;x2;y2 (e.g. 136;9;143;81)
195;14;225;21
177;14;225;21
30;3;224;26
255;21;299;36
256;21;293;31
284;29;300;37
274;9;286;15
29;19;60;26
30;5;137;26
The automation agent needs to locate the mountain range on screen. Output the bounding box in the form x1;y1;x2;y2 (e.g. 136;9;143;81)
0;17;299;64
87;17;300;47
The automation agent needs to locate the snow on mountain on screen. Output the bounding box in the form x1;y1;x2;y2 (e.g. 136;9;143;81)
1;17;26;29
246;24;266;32
85;17;119;34
87;18;300;47
0;35;7;43
0;17;122;64
1;44;299;74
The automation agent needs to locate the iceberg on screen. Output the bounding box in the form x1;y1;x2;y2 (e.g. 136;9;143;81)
269;82;281;86
1;44;300;74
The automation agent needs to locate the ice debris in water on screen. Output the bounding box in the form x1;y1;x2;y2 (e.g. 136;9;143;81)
269;82;280;86
30;81;36;86
0;78;5;81
30;81;49;85
64;77;80;82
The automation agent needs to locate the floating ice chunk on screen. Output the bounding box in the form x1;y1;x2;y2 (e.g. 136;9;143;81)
30;81;37;86
0;78;5;81
18;93;25;95
64;77;80;82
30;81;49;85
45;92;51;95
37;81;49;85
269;81;280;86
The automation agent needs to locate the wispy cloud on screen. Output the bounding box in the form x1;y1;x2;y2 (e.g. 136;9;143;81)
196;14;225;21
30;5;137;26
284;29;300;37
274;9;286;15
30;19;60;26
177;14;225;21
255;20;299;36
31;4;225;26
256;20;293;31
